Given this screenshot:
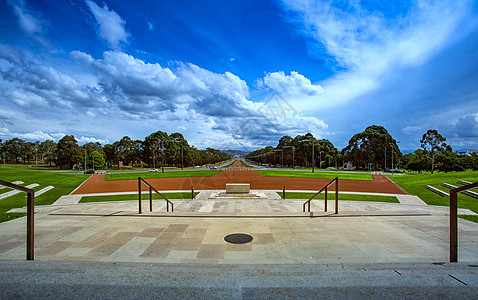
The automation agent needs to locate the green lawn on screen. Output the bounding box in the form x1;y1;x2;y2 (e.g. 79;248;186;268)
389;171;478;213
255;170;373;181
80;192;200;203
0;167;89;222
105;170;221;181
280;192;398;203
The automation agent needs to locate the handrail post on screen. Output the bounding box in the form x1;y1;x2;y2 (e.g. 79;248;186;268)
149;186;153;212
283;186;285;200
335;178;339;214
191;185;194;199
26;191;34;260
138;177;142;214
324;187;328;212
450;190;458;262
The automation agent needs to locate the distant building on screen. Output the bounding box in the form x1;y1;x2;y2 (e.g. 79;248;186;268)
467;149;478;155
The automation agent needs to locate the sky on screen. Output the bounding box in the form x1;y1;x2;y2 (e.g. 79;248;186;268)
1;0;478;152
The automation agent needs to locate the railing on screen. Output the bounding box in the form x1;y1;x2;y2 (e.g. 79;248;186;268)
450;181;478;262
0;179;35;260
303;177;338;214
138;177;173;213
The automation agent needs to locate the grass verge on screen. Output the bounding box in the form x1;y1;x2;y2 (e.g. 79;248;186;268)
0;167;88;223
459;215;478;223
80;192;200;203
105;170;220;181
389;171;478;213
280;192;398;203
255;170;373;181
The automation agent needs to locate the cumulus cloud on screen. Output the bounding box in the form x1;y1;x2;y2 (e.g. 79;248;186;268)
71;50;252;118
1;44;330;149
0;127;66;142
0;55;108;110
76;136;109;144
258;71;323;96
86;0;130;49
449;114;478;138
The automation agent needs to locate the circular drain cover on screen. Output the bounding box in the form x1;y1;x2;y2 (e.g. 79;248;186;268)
224;233;253;244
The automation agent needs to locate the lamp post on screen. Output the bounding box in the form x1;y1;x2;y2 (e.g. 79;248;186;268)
274;149;284;167
301;139;315;173
284;146;295;169
172;140;184;169
319;151;323;170
84;148;87;172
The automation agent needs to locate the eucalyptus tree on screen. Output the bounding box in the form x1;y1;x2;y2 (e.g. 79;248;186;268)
342;125;400;170
420;129;447;174
56;135;81;169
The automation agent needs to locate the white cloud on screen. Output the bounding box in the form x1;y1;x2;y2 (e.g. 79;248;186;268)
147;21;154;31
0;127;66;142
8;0;43;35
281;0;472;108
402;126;422;134
86;0;130;49
259;71;323;96
76;136;109;144
2;45;331;149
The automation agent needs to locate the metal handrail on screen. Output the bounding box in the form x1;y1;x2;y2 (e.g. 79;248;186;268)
450;181;478;262
0;179;35;260
138;177;174;213
303;177;338;214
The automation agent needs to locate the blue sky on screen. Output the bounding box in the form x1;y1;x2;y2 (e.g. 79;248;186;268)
1;0;478;152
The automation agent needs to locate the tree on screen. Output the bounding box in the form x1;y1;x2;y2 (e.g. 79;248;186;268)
420;129;447;174
56;135;81;169
89;151;105;169
39;140;57;166
342;125;400;170
404;149;429;173
4;138;25;163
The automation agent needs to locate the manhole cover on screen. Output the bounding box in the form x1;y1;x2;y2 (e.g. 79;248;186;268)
224;233;253;244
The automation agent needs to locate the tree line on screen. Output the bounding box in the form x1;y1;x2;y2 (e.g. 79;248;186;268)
0;131;230;170
2;125;477;172
245;125;478;173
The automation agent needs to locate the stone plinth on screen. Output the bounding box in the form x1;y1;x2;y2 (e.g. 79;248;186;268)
226;183;250;194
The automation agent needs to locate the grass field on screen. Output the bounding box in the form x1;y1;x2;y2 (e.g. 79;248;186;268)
389;171;478;213
255;170;373;181
105;170;221;181
80;192;200;203
0;167;89;223
280;192;399;203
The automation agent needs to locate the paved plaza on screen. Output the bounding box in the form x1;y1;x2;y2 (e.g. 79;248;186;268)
2;192;478;264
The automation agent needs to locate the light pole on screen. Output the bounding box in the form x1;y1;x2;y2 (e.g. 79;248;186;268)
319;151;323;170
84;148;87;172
157;140;165;173
284;146;295;169
274;149;283;167
92;151;95;172
301;139;315;173
172;140;184;169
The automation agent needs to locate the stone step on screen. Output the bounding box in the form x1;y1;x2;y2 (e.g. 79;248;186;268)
1;260;477;299
425;185;448;197
0;183;39;200
441;183;478;199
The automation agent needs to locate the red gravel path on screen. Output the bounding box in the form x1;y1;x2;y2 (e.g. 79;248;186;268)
73;162;405;195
